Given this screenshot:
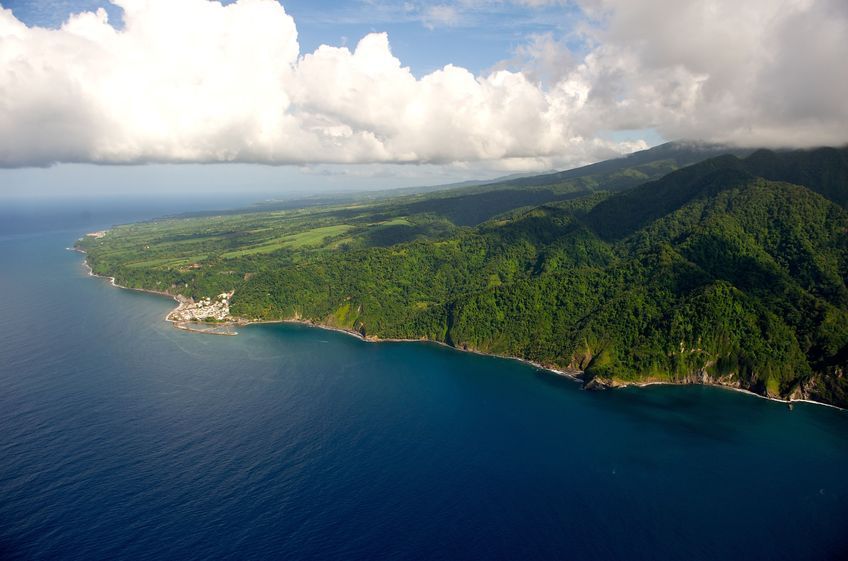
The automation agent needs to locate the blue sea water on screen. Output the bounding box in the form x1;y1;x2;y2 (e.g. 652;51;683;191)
1;202;847;561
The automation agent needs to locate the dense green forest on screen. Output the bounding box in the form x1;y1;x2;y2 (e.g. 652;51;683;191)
78;143;848;407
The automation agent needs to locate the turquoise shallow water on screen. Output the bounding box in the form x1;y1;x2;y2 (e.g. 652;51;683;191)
1;207;847;560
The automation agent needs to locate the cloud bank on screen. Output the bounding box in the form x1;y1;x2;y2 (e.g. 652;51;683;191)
0;0;845;168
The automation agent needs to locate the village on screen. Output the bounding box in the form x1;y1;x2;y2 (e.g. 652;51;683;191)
167;291;234;323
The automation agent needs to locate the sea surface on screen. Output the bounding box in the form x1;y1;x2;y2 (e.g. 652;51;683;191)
1;202;847;561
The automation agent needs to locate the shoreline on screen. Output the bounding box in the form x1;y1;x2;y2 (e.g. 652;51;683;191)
609;379;847;412
75;247;237;336
239;316;585;383
74;249;844;413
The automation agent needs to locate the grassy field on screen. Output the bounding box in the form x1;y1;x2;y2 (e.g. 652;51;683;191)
219;225;355;257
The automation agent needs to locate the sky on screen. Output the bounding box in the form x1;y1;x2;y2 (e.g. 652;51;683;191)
0;0;846;199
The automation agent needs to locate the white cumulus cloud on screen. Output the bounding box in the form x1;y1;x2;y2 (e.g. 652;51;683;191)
0;0;845;169
567;0;848;147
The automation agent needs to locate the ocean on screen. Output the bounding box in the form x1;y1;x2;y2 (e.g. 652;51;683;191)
1;201;847;560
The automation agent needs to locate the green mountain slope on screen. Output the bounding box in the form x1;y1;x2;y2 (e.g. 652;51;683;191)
586;147;848;240
78;146;848;407
386;141;751;227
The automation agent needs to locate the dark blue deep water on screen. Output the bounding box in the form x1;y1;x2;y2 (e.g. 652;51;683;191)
1;203;847;561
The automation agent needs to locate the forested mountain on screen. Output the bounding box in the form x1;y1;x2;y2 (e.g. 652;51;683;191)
78;145;848;407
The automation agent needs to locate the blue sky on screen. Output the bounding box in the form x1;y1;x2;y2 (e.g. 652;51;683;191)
283;0;588;77
2;0;589;77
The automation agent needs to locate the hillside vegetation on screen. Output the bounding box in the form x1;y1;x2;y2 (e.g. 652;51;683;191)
78;144;848;407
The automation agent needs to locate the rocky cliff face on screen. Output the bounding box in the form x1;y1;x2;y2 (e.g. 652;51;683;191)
581;361;846;409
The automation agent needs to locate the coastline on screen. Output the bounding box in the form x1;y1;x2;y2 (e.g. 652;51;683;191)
240;316;585;383
74;247;236;336
607;379;847;412
74;249;844;412
76;247;180;301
